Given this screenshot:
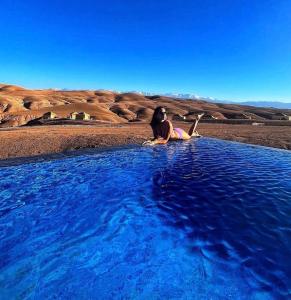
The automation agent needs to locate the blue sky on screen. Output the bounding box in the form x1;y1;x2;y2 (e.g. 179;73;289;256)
0;0;291;102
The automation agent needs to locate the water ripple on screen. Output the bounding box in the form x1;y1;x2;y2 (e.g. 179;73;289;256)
0;138;291;299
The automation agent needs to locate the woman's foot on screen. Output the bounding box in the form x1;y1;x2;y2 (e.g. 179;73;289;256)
191;130;201;138
197;113;205;120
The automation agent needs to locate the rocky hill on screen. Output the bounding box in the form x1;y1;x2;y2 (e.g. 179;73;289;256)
0;84;290;127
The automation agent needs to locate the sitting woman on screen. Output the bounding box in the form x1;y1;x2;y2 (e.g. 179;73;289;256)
143;106;204;145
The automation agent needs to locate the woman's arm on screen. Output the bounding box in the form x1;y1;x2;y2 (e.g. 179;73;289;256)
143;121;173;145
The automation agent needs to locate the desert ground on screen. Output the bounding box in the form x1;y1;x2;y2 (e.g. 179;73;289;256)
0;122;290;161
0;84;290;161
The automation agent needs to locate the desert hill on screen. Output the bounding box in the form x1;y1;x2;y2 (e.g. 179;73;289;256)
0;84;290;127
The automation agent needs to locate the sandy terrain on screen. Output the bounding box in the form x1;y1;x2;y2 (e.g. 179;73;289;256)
1;83;291;127
197;123;291;151
0;122;290;161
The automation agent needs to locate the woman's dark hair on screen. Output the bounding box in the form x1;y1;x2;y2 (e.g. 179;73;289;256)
150;106;166;128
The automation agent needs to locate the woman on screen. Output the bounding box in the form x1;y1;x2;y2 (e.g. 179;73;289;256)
143;107;204;145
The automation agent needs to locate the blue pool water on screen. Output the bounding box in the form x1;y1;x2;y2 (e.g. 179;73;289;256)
0;138;291;299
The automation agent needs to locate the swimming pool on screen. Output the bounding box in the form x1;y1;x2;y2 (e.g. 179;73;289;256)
0;138;290;299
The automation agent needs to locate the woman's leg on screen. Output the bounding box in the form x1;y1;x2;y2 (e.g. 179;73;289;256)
188;113;204;136
171;113;204;140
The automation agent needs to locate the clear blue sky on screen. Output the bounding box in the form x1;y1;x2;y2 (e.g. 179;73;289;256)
0;0;291;102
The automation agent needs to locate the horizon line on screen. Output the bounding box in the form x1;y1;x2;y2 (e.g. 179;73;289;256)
1;81;291;104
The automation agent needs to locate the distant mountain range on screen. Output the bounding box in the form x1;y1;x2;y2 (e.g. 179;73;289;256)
1;83;291;128
61;89;291;109
136;92;291;110
204;99;291;110
233;101;291;109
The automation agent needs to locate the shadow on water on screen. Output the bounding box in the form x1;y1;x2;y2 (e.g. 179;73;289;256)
151;140;291;298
